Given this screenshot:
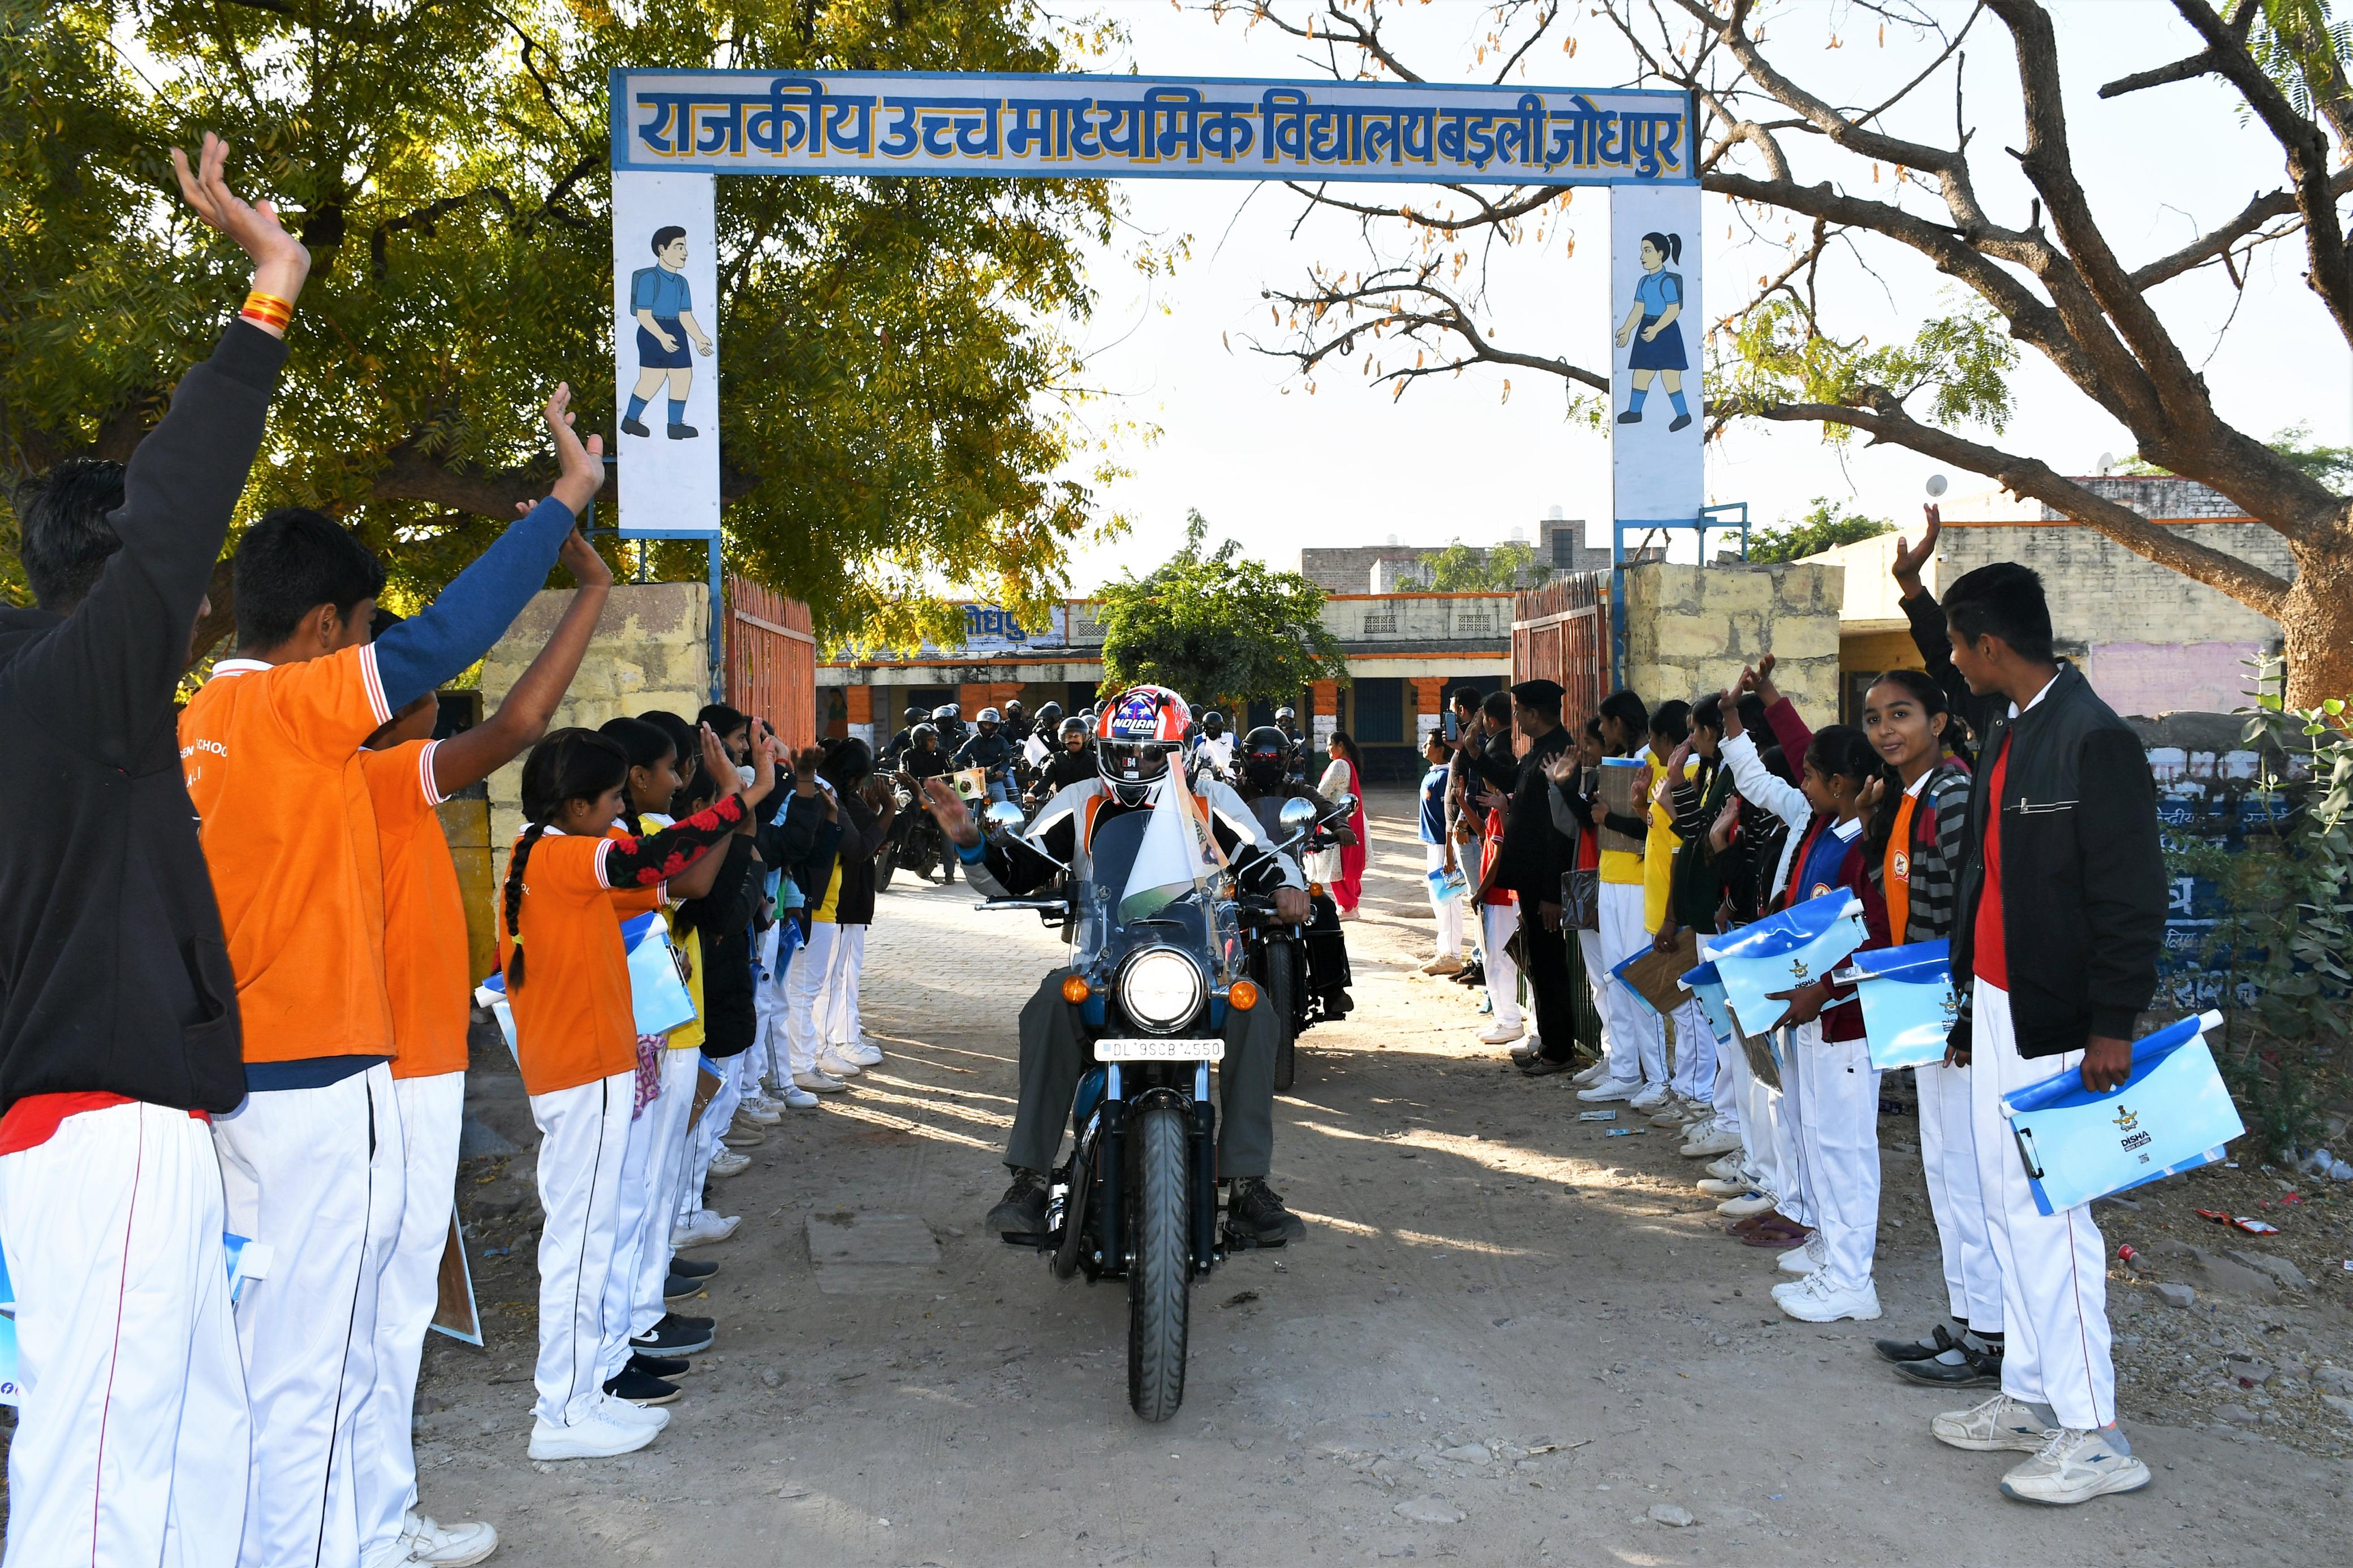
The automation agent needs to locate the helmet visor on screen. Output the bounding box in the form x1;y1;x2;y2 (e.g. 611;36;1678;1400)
1099;739;1173;787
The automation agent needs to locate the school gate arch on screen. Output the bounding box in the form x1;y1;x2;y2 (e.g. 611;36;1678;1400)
606;69;1709;687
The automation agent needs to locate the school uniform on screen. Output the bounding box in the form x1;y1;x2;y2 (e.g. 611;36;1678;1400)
1417;762;1464;960
1644;754;1716;1103
1477;807;1523;1034
602;920;701;1389
1593;757;1664;1087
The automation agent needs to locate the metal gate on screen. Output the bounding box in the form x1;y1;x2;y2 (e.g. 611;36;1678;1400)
1511;571;1611;723
725;576;817;749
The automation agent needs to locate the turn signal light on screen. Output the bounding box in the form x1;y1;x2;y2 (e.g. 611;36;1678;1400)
1061;975;1092;1005
1308;882;1326;899
1229;980;1260;1012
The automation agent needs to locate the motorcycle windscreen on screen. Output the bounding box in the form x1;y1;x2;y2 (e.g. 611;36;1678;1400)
1080;807;1214;966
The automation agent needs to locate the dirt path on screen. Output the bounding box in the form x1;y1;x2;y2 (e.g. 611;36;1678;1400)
419;790;2350;1566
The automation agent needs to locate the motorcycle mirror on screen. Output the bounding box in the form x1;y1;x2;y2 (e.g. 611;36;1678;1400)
1328;793;1359;819
1277;797;1318;832
983;801;1028;835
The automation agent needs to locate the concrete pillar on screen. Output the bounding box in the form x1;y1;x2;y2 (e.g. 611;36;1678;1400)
844;682;874;749
1409;676;1447;746
1309;679;1341;750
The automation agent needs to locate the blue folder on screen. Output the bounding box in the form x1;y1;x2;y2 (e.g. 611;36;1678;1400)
1679;960;1736;1042
1609;949;1662;1019
1833;940;1960;1070
1699;891;1868;1037
1426;865;1468;901
1999;1010;2242;1215
480;910;697;1039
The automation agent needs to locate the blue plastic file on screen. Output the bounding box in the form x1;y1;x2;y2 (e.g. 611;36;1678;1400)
1833;940;1960;1070
480;910;696;1039
1999;1010;2242;1215
1699;891;1868;1037
1679;960;1736;1042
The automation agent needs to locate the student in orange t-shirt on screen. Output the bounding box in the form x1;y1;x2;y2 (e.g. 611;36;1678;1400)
498;723;777;1461
351;530;611;1566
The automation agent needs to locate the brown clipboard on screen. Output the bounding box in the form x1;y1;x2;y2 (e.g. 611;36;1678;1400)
429;1208;483;1346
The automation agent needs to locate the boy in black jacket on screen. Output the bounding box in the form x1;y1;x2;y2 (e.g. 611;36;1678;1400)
0;137;299;1565
1926;561;2165;1507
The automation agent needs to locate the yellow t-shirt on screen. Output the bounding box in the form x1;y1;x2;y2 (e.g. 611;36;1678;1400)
1598;755;1645;888
813;858;846;924
666;923;705;1052
1641;749;1699;932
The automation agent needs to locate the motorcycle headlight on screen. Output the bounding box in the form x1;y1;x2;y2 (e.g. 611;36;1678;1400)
1118;945;1205;1033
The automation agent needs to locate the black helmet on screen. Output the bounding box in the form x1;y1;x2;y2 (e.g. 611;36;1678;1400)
1036;701;1063;724
911;722;938;746
1058;715;1089;742
1242;725;1290;789
904;705;924;723
1201;710;1225;735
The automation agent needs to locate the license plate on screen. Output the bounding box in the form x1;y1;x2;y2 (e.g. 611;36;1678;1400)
1094;1039;1225;1062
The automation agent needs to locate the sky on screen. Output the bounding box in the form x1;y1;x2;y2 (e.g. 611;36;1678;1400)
1035;0;2343;589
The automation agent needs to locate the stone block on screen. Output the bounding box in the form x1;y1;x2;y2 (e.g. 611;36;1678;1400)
1699;569;1774;613
1652;615;1730;660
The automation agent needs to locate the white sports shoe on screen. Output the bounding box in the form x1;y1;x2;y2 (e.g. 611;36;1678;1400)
1999;1427;2152;1505
1778;1231;1828;1273
1627;1082;1672;1112
837;1039;884;1068
1775;1274;1882;1323
780;1082;820;1109
1703;1152;1746;1181
1477;1021;1525;1046
1569;1059;1610;1086
1576;1077;1643;1103
736;1095;784;1125
792;1070;847;1094
598;1392;671;1429
707;1150;752;1178
1932;1393;2058;1453
1682;1125;1744;1158
815;1047;864;1079
527;1412;657;1461
399;1510;498;1568
1717;1189;1777;1218
671;1210;740;1249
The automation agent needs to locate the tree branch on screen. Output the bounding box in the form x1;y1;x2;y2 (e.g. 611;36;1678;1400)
2127;169;2353;290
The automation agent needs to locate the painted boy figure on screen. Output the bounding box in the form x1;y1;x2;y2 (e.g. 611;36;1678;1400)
624;224;713;440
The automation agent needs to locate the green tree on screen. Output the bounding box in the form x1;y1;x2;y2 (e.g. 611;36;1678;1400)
1;0;1149;651
1095;510;1347;705
1745;498;1894;564
1417;538;1550;591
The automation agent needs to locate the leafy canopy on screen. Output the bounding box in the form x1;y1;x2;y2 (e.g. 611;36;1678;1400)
0;0;1150;646
1094;511;1347;705
1746;497;1893;564
1416;539;1550;592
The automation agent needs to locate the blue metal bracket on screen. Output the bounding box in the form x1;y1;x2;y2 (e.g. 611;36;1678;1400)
1608;503;1752;689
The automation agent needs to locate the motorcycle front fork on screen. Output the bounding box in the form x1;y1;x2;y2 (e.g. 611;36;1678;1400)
1190;1061;1218;1273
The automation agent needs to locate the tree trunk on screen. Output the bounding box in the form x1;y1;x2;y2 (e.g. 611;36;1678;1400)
2282;529;2353;709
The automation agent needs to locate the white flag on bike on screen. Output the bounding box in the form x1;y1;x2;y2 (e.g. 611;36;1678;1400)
1118;778;1226;923
1023;732;1049;767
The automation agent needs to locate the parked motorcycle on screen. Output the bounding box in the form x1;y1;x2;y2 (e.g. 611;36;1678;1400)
975;798;1302;1422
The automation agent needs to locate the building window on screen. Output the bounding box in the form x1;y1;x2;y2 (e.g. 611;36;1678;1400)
1352;676;1404;743
1361;611;1398;636
1550;530;1579;568
1454;611;1492;636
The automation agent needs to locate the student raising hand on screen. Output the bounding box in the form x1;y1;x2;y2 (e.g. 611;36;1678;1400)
1891;504;1941;599
509;385;606;520
171;131;311;326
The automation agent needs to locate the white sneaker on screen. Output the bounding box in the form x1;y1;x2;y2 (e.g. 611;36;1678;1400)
1778;1231;1828;1273
1717;1189;1777;1218
1576;1077;1643;1103
1770;1269;1822;1301
1477;1021;1525;1046
1999;1427;2151;1505
708;1150;751;1178
1696;1170;1754;1196
792;1070;847;1094
838;1039;884;1068
1682;1125;1744;1158
1627;1082;1672;1112
399;1510;498;1568
527;1412;657;1461
671;1210;740;1249
780;1082;819;1109
1704;1152;1746;1181
736;1095;783;1125
1776;1275;1882;1323
1570;1060;1610;1087
1932;1393;2058;1453
815;1047;863;1079
598;1392;671;1429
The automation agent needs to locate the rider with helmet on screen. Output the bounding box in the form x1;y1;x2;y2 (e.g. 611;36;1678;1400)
931;702;967;753
1027;712;1097;807
1233;726;1358;1021
952;707;1015;802
884;704;926;768
895;723;956;884
1000;697;1032;746
1190;710;1235;780
915;686;1314;1246
1273;706;1309;785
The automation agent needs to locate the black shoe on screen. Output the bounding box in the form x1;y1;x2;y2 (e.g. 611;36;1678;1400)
1229;1178;1307;1244
630;1312;714;1355
666;422;698;439
1509;1040;1544;1067
621;416;652;437
671;1255;719;1280
1667;413;1692;432
986;1168;1049;1236
629;1352;691;1379
663;1272;704;1303
1616;409;1643;424
1894;1350;2002;1386
1518;1053;1576;1077
1451;964;1485;987
1873;1324;1958;1364
604;1367;681;1406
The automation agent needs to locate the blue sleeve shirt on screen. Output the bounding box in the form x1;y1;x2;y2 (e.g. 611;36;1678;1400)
1634;271;1681;316
631;267;693;317
1419;764;1450;844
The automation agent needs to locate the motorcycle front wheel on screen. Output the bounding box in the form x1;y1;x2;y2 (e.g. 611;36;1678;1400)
1266;941;1299;1093
874;840;899;892
1126;1101;1192;1422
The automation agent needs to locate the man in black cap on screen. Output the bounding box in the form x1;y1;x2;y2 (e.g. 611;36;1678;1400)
1471;679;1580;1073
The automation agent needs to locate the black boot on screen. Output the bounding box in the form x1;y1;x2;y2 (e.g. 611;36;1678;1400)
1229;1178;1307;1244
621;416;652;437
987;1168;1049;1235
666;421;698;439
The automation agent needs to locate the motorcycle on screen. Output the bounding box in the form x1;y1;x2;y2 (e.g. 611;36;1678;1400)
1238;794;1356;1092
892;771;957;885
975;797;1311;1422
874;776;916;891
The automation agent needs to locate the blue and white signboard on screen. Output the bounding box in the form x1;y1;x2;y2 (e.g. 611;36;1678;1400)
2001;1010;2243;1215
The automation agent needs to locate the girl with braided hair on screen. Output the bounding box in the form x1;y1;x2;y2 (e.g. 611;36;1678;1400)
499;722;777;1461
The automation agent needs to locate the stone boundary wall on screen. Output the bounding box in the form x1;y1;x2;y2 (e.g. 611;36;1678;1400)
1621;563;1844;723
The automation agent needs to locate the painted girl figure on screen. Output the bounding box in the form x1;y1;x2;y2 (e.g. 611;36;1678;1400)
623;225;713;440
1614;230;1691;433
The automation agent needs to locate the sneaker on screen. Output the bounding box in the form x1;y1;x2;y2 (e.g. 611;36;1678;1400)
1509;1040;1544;1067
670;1256;719;1280
399;1510;498;1568
597;1392;671;1429
1576;1077;1643;1104
1682;1125;1744;1158
1716;1189;1777;1218
1517;1054;1578;1078
604;1367;682;1406
1650;1105;1694;1129
1932;1394;2058;1453
1874;1323;1962;1363
815;1047;863;1079
671;1211;740;1249
779;1082;820;1109
1452;963;1485;987
1477;1021;1525;1046
737;1095;784;1125
1704;1153;1746;1181
986;1168;1049;1235
837;1039;884;1068
1776;1275;1882;1323
1570;1060;1610;1087
628;1352;691;1378
1627;1082;1672;1112
662;1272;705;1303
792;1069;847;1094
707;1150;751;1178
1229;1177;1307;1244
1999;1427;2151;1506
630;1312;715;1357
1769;1269;1823;1302
721;1125;764;1150
1778;1231;1829;1273
1695;1172;1751;1197
527;1411;657;1461
1419;954;1466;976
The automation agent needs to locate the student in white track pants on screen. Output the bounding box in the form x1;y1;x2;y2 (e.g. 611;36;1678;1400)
783;918;841;1086
1594;880;1665;1088
0;1103;251;1568
675;1054;747;1243
529;1072;640;1428
1479;899;1524;1036
602;1043;700;1387
1781;1018;1882;1313
214;1063;406;1568
1918;1057;2003;1334
821;922;871;1056
1666;997;1716;1104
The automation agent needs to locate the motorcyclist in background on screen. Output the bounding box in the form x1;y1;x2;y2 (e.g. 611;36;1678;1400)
883;705;925;768
1232;725;1358;1021
915;686;1314;1246
953;706;1016;803
932;702;968;754
1191;710;1236;781
1001;698;1032;746
1274;706;1309;786
1027;714;1097;808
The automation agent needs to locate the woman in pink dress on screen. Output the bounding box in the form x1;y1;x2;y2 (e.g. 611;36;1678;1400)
1317;731;1369;918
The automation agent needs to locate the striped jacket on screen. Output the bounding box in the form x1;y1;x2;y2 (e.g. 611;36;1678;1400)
1879;756;1972;945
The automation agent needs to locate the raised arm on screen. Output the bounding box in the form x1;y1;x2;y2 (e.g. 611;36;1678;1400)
427;524;611;797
